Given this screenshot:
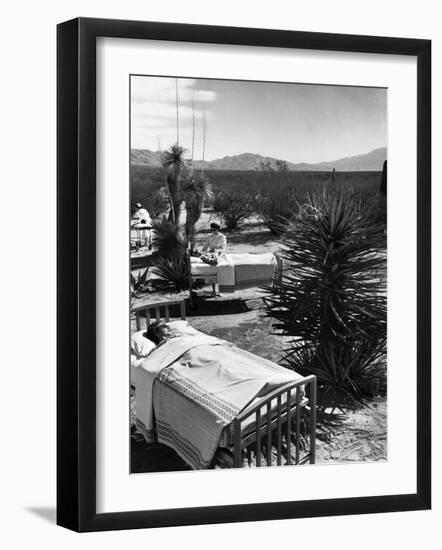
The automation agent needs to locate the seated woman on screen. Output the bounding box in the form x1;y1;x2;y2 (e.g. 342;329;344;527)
201;222;227;297
202;222;227;255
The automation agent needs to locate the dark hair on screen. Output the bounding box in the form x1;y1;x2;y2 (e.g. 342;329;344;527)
144;321;165;345
210;222;220;230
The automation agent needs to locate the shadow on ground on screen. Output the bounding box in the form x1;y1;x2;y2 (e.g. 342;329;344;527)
223;229;276;246
131;427;190;473
186;296;249;317
26;507;56;524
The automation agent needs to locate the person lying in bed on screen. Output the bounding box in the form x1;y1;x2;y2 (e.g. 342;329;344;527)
130;319;200;369
130;321;169;369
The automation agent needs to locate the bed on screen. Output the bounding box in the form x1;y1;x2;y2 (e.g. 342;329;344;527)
130;222;152;251
131;299;316;469
188;251;283;296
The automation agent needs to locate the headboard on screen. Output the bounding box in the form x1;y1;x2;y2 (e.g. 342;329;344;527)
131;299;186;331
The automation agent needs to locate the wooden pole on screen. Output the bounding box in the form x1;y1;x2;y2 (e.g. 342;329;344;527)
175;78;179;145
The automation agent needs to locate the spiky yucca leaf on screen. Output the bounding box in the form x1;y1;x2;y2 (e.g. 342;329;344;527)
160;143;189;173
283;338;386;407
130;267;149;294
151;253;189;292
151;216;186;258
160;143;189;223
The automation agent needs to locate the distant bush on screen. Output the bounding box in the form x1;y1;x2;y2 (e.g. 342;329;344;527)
254;182;298;234
254;179;326;235
212;189;254;231
265;189;387;406
131;166;386;233
130;166;169;218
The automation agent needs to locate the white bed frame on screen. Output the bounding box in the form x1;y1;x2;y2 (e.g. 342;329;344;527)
131;298;316;468
187;251;283;306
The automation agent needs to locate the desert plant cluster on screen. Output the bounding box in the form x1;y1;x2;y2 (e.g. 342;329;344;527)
265;189;386;406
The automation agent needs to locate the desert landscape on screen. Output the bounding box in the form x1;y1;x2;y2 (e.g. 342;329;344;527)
129;75;387;472
130;164;387;472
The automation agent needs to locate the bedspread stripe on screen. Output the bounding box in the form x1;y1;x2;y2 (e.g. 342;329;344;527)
157;366;238;423
156;418;210;470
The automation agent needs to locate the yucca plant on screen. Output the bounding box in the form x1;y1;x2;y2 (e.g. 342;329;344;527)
182;176;213;252
161;143;189;223
130;267;149;296
151;254;190;292
150;216;189;291
265;188;387;405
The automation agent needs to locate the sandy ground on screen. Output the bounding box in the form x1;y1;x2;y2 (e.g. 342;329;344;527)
130;212;387;472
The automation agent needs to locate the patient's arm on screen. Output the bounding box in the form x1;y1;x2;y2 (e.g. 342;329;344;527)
201;237;210;253
215;234;227;254
131;352;147;369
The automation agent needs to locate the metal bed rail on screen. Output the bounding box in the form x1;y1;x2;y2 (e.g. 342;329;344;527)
232;375;317;468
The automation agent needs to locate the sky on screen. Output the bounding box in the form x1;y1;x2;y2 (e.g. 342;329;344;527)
130;76;387;164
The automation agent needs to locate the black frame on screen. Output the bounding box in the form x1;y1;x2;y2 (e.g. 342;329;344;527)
57;17;431;532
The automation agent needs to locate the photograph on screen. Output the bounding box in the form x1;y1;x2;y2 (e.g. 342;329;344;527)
129;75;388;473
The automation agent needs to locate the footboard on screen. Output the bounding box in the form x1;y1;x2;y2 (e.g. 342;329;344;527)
232;375;317;467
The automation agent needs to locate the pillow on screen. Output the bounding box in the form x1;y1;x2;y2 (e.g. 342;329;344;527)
130;330;156;367
165;320;200;339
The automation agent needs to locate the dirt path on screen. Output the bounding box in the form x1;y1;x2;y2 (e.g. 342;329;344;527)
316;400;387;463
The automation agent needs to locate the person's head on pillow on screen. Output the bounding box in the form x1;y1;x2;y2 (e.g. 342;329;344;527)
144;321;168;345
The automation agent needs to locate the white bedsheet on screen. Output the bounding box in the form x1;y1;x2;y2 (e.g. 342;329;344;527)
191;252;276;289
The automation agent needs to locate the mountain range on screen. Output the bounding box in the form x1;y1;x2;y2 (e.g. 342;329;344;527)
131;146;387;172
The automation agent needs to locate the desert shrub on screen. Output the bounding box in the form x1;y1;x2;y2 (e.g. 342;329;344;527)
255;180;322;235
130;177;169;219
212;189;254;231
365;192;387;229
265;189;387;405
254;184;298;234
150;217;189;291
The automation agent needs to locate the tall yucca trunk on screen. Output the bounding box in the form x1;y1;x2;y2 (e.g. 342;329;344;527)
182;177;212;251
161;144;188;225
